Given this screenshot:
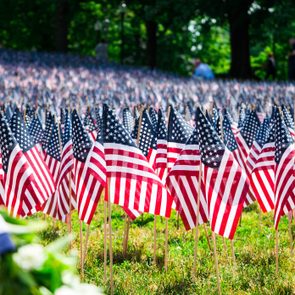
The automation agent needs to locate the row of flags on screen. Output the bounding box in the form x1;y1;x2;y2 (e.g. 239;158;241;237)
0;102;294;240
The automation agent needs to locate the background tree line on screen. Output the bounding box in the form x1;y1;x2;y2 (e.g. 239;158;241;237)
0;0;295;79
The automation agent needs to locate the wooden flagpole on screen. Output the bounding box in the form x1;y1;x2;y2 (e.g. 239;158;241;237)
230;240;236;268
164;218;169;271
153;215;157;264
122;214;130;257
275;229;279;276
82;224;91;267
193;163;202;279
107;181;114;295
203;224;212;252
103;199;108;282
212;232;222;295
79;221;84;278
288;213;294;255
164;105;171;272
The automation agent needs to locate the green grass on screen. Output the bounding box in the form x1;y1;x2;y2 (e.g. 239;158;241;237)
37;203;295;295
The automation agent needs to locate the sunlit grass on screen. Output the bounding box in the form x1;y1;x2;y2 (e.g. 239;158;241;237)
36;202;295;294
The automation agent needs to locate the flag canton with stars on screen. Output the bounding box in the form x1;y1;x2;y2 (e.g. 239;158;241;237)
71;110;92;163
42;111;54;149
28;116;44;144
186;128;198;145
62;111;72;147
255;118;270;147
274;112;294;163
131;116;140;139
95;107;102;130
157;109;167;141
149;107;158;131
282;105;294;130
46;123;61;161
196;108;225;169
168;107;193;143
122;107;134;134
240;111;261;147
223;115;238;151
83;109;97;132
9;110;35;152
103;105;136;147
0;114;17;172
139;110;157;156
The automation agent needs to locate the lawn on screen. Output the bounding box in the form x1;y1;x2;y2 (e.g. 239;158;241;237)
39;202;295;295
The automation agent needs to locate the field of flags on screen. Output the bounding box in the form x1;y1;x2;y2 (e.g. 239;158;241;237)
1;49;295;294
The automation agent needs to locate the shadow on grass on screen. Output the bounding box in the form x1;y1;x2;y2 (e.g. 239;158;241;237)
133;215;154;227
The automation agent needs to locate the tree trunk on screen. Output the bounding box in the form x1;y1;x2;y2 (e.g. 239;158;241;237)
228;3;252;79
146;21;157;69
55;0;69;52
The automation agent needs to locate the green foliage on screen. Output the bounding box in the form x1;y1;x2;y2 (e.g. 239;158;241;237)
0;0;295;78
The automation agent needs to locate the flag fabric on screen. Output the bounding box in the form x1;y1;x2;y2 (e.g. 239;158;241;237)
0;114;44;217
246;118;270;174
28;115;44;148
72;110;102;224
235;110;261;161
138;109;157;169
282;105;295;140
122;107;134;134
274;111;295;229
155;109;168;181
167;106;193;171
42;121;61;217
103;105;173;217
9;110;55;216
148;107;158;131
56;110;76;221
250;125;275;212
166;128;208;230
42;111;54;153
84;109;97;142
196;108;249;239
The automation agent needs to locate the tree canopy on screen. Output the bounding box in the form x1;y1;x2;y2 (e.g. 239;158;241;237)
0;0;294;79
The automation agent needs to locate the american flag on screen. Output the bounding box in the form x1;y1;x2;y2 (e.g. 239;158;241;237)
9;109;55;216
196;108;249;239
138;109;157;168
79;119;106;223
42;121;61;217
282;105;295;140
83;108;97;142
167;106;193;171
166;128;208;230
42;111;54;153
56;110;76;221
72;110;102;224
122;107;134;134
250;124;275;212
0;113;46;217
235;110;261;161
95;107;103;130
148;107;158;131
155;109;168;181
274;111;295;229
28;115;44;153
103;105;173;217
246;118;270;173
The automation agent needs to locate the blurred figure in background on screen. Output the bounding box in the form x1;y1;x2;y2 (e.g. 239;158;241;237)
193;59;214;80
265;53;276;80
